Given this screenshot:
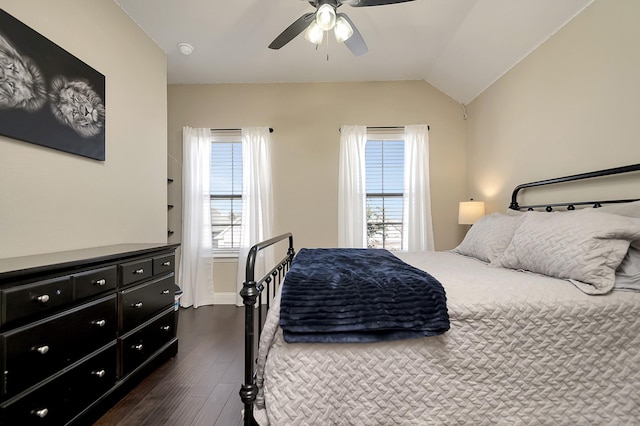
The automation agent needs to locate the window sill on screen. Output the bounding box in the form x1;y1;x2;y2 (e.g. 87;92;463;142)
213;251;239;262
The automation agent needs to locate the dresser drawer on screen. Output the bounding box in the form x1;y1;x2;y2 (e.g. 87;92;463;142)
119;275;174;333
120;258;153;287
64;342;117;418
152;253;175;276
64;295;117;365
0;277;72;326
0;343;116;426
119;308;175;377
0;374;67;426
1;295;116;398
72;265;117;300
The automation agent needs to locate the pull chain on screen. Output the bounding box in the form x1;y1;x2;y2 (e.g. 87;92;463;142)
326;31;330;61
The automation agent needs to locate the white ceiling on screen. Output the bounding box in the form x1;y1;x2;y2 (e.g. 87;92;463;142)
115;0;593;104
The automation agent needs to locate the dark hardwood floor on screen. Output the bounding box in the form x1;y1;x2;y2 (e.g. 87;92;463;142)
94;305;245;426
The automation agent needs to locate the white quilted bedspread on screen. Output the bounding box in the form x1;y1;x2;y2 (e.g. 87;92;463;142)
254;251;640;425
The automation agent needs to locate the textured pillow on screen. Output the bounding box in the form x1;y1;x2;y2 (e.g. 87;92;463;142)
452;213;522;263
615;217;640;291
505;208;524;217
506;200;640;217
492;209;640;295
598;200;640;218
614;245;640;291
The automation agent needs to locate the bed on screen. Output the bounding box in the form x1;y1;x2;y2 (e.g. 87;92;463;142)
239;164;640;425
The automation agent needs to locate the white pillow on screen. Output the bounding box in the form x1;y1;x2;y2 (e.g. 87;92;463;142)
598;200;640;218
452;213;522;263
614;245;640;291
492;209;640;295
505;208;524;217
615;217;640;291
506;200;640;217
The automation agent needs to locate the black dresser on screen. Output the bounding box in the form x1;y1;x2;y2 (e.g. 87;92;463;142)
0;243;180;425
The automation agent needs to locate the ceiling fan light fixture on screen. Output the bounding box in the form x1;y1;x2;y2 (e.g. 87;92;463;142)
316;3;336;31
334;16;353;43
304;21;324;45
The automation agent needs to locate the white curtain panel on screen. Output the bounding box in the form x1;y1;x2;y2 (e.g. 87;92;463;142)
338;125;368;248
236;127;274;306
179;127;215;308
403;124;435;251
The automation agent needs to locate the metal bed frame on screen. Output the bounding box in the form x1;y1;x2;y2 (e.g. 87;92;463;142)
239;163;640;425
509;163;640;211
239;232;295;426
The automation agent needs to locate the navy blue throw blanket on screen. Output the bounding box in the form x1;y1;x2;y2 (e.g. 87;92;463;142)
279;248;449;343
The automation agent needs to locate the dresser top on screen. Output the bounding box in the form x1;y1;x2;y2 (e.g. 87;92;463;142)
0;243;180;281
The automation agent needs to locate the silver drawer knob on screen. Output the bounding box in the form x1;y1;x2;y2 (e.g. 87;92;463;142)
132;344;143;351
92;369;106;378
94;279;107;286
34;345;49;355
161;325;171;331
161;289;170;295
33;408;48;418
36;294;50;304
133;302;143;308
162;261;171;266
92;319;107;327
133;268;145;274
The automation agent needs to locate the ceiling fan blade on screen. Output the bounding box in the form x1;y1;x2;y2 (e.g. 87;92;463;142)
339;14;368;56
269;13;316;49
341;0;415;6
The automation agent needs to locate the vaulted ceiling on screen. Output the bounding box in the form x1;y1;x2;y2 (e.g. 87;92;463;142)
115;0;594;104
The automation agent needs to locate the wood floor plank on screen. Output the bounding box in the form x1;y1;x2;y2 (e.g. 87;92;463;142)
219;355;244;385
215;386;245;426
94;305;246;426
190;360;231;397
190;382;237;426
163;396;207;425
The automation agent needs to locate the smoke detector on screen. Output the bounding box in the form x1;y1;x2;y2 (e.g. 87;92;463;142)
177;43;194;55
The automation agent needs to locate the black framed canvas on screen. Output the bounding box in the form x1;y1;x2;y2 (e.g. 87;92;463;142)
0;9;106;161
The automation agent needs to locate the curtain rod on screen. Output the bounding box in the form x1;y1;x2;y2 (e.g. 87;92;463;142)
211;128;273;133
369;125;430;130
339;125;430;132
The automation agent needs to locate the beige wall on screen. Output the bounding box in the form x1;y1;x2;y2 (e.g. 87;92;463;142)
0;0;168;258
168;81;467;294
467;0;640;213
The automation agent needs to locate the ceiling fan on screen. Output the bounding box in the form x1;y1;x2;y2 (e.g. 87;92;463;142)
268;0;416;56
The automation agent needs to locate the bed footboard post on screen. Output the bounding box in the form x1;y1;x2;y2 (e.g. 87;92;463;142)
240;278;259;426
239;232;294;425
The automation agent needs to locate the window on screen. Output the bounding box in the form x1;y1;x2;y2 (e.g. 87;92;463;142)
365;132;404;250
210;132;242;252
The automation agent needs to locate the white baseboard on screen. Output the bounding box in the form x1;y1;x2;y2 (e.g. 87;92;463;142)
214;291;271;306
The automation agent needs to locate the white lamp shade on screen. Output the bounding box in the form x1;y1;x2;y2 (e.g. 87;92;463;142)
458;200;486;225
304;21;324;44
334;16;353;43
316;4;336;31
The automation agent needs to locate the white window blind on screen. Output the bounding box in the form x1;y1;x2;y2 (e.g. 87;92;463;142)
210;131;243;251
365;132;404;250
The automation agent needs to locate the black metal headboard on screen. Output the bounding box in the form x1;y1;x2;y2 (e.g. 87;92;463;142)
509;163;640;212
